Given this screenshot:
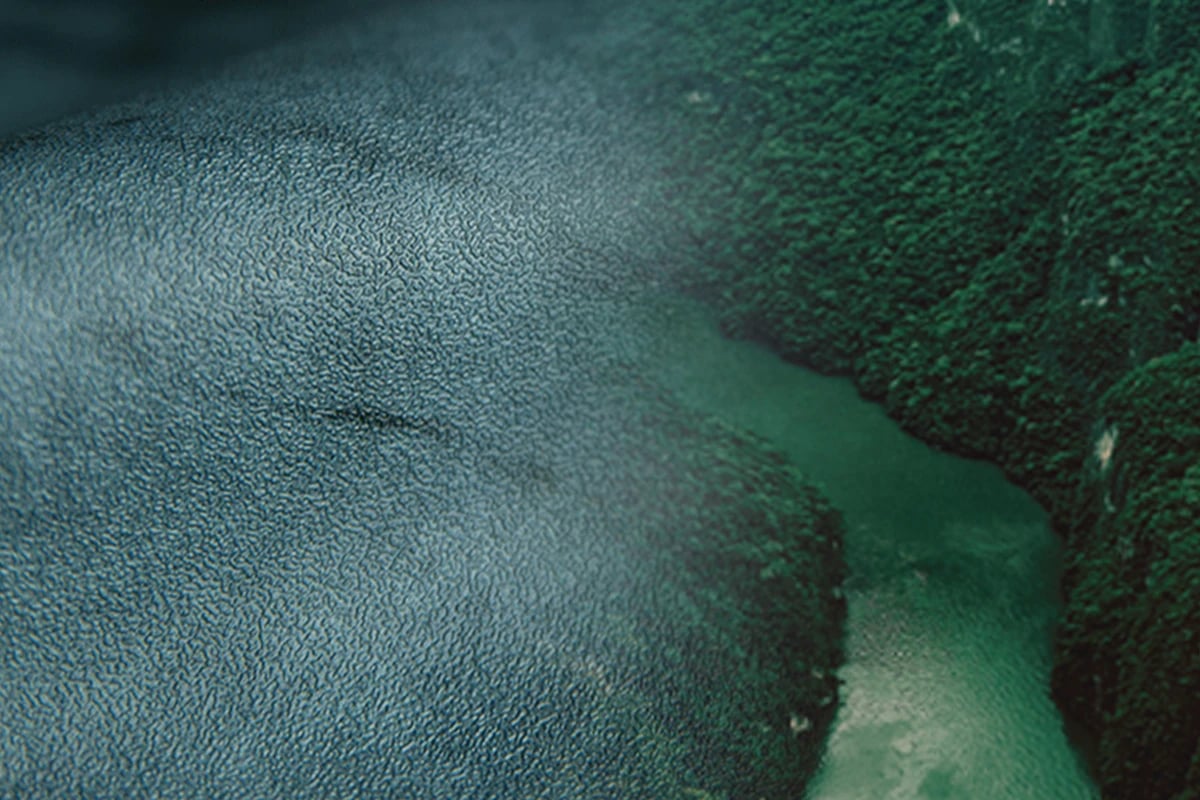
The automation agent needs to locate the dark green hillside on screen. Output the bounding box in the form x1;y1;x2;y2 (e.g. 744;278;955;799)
1058;346;1200;799
627;403;848;797
645;1;1200;797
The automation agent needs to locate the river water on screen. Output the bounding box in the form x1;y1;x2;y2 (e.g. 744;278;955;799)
639;294;1098;799
1;0;1106;793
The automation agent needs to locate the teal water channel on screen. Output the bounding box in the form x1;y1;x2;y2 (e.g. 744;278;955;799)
639;294;1098;799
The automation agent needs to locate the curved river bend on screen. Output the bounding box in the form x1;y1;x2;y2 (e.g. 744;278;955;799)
639;294;1098;800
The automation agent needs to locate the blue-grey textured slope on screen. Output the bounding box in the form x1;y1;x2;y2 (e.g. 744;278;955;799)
0;2;845;797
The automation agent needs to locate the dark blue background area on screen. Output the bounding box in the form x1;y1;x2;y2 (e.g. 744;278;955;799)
0;0;386;136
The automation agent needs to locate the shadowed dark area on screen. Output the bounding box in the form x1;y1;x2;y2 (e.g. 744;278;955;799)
0;0;387;136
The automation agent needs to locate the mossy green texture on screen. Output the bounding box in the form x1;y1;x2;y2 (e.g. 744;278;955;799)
643;1;1200;797
1056;346;1200;799
627;401;848;798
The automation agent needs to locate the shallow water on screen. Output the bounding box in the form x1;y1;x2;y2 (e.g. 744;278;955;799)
1;0;1108;792
641;294;1099;799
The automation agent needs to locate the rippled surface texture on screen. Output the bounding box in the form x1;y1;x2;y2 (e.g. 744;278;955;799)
1;2;847;796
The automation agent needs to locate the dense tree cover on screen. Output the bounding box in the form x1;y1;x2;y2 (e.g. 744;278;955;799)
629;401;847;797
642;0;1200;797
1058;346;1200;799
